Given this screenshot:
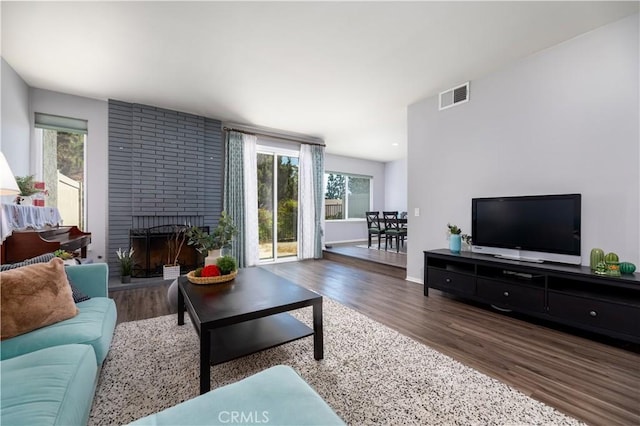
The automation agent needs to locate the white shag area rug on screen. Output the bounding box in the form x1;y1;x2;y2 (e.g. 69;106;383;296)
89;298;581;425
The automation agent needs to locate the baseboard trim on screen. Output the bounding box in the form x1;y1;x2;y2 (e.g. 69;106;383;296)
406;276;423;284
325;239;368;245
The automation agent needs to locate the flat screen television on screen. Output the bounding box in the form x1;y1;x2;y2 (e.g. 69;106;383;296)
471;194;581;265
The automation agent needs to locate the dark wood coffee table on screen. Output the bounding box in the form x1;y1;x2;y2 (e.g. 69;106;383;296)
177;267;323;394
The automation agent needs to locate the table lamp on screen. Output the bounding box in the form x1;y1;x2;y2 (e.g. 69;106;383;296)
0;152;20;195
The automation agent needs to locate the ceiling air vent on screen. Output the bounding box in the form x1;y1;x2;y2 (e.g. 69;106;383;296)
439;82;469;111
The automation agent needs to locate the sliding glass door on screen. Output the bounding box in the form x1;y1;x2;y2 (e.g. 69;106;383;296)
257;149;299;261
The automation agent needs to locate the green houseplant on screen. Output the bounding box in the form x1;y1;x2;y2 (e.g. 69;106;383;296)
216;255;238;275
15;175;39;197
14;175;40;204
447;223;462;236
187;212;238;256
116;247;135;283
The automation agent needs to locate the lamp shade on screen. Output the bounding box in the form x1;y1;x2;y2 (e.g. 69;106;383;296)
0;152;20;195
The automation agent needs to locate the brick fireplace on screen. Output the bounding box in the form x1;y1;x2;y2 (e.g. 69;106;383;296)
107;100;223;277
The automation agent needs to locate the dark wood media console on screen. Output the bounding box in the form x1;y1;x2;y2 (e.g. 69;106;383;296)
424;249;640;343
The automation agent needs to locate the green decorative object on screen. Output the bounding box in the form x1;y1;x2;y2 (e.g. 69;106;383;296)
216;255;237;275
619;262;636;275
606;262;621;277
604;252;619;263
594;261;608;275
589;248;605;271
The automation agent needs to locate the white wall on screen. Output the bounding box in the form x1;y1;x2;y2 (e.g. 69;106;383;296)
30;88;109;262
1;58;30;176
324;153;385;244
384;158;407;213
407;14;639;282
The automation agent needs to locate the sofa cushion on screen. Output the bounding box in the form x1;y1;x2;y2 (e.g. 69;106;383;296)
1;344;98;426
0;297;117;365
128;365;345;426
66;273;91;303
0;254;92;303
65;263;109;298
0;258;78;340
0;252;55;271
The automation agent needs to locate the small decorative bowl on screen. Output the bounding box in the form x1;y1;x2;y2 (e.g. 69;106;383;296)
186;269;238;285
605;262;621;277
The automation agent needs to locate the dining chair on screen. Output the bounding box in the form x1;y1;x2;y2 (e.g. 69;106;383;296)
365;211;385;249
383;211;407;252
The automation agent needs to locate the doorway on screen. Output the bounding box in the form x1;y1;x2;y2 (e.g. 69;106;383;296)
257;150;299;261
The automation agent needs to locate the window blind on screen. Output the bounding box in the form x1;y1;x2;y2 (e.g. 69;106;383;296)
34;113;88;134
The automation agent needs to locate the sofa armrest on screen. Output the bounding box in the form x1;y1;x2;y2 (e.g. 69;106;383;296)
65;263;109;298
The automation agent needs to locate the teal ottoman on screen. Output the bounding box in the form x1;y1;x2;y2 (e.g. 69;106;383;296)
129;365;345;425
1;344;98;426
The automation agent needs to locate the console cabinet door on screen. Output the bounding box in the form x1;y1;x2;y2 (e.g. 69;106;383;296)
477;278;545;313
427;268;475;296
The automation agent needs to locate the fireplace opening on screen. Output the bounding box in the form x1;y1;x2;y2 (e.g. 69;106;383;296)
130;225;208;278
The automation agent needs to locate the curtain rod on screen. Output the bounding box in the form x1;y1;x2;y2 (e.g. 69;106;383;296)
223;126;325;147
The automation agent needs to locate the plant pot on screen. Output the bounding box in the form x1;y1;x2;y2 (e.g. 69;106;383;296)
163;264;181;280
16;195;32;205
121;275;131;284
205;249;222;266
449;234;461;254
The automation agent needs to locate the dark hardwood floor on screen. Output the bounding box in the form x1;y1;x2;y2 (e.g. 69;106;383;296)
109;259;640;426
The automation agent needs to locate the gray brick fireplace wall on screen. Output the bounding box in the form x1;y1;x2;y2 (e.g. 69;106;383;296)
108;100;223;276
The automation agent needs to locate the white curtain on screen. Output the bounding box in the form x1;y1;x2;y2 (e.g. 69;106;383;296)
298;144;316;259
243;134;259;266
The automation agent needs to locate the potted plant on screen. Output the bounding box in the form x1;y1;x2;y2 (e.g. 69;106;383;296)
447;223;463;254
187;212;237;265
461;234;472;250
54;249;78;265
164;226;186;280
216;255;238;275
15;175;39;205
116;247;135;283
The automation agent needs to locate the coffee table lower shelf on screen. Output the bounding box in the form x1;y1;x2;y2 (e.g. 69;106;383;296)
209;312;313;365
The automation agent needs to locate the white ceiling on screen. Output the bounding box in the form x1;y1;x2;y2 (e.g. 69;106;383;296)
2;2;638;162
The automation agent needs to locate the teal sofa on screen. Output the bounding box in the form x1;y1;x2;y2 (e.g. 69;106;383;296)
129;365;345;426
0;263;117;426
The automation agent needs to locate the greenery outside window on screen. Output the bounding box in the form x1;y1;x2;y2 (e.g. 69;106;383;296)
35;113;87;230
324;172;372;220
257;146;299;262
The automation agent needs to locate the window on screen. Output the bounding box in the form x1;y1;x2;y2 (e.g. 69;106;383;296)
324;173;371;220
35;113;87;230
